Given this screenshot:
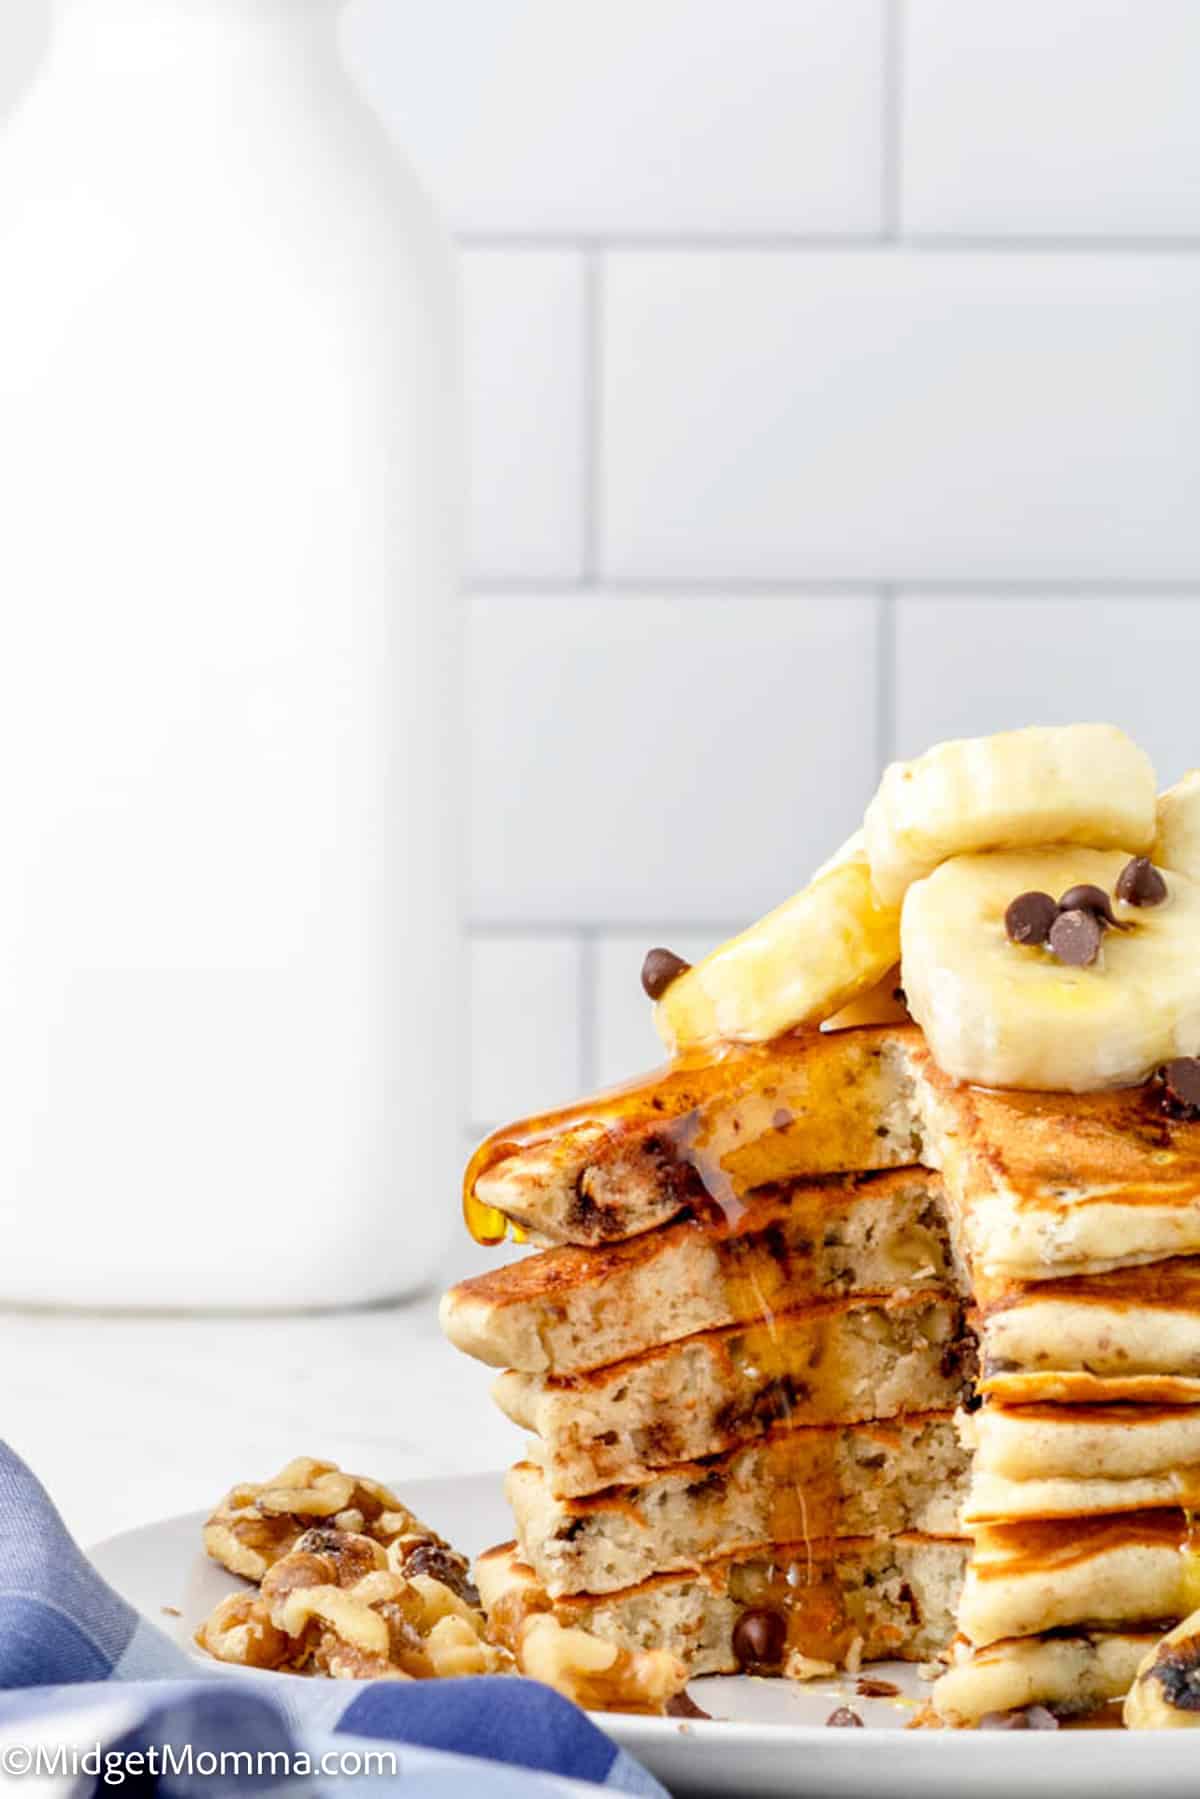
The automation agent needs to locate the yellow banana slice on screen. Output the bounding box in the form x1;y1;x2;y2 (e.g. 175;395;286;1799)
1125;1611;1200;1727
654;848;899;1052
864;724;1156;907
900;847;1200;1091
1155;770;1200;880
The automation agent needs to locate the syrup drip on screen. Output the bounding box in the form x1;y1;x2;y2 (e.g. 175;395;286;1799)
461;1028;901;1244
460;1023;965;1673
461;1046;745;1245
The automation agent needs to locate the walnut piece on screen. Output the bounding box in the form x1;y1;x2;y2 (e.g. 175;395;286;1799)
202;1457;445;1585
196;1457;683;1712
196;1523;510;1681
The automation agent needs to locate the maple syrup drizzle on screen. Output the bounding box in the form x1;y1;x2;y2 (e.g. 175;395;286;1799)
460;1024;970;1671
462;1044;748;1245
461;1027;899;1245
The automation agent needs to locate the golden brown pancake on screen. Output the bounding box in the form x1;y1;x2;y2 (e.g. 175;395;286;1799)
933;1630;1157;1726
463;1026;920;1247
443;1167;957;1375
449;1018;1200;1712
959;1510;1194;1646
475;1533;967;1677
964;1401;1200;1522
507;1412;967;1596
464;1026;1200;1284
495;1288;973;1497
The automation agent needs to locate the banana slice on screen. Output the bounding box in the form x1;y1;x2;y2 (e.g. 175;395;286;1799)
864;724;1156;907
654;847;899;1052
821;965;909;1032
1156;770;1200;880
1125;1611;1200;1727
900;847;1200;1092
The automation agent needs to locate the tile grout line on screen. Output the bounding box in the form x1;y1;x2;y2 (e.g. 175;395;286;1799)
456;230;1200;254
576;930;598;1091
581;250;604;585
876;585;898;769
468;576;1200;598
881;0;904;241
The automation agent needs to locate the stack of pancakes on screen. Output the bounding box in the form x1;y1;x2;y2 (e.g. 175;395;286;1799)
442;1024;1200;1723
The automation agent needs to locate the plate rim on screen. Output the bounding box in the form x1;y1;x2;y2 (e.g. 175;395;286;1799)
86;1473;1199;1783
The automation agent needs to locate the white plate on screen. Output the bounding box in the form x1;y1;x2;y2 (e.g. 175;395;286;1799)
90;1471;1199;1797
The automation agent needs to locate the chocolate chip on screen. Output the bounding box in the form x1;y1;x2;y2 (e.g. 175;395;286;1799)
1004;891;1058;946
641;947;690;1001
855;1677;900;1698
1116;856;1168;908
731;1607;786;1671
1157;1057;1200;1121
1058;883;1119;927
1048;907;1103;968
825;1707;863;1728
666;1690;712;1720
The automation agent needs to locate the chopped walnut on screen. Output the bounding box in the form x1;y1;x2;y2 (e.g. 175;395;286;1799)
478;1548;687;1715
197;1457;684;1713
196;1524;511;1682
202;1458;446;1584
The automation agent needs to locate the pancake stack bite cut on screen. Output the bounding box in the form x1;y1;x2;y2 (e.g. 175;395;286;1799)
442;725;1200;1726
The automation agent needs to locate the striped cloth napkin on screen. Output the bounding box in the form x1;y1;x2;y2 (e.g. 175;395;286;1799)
0;1444;665;1795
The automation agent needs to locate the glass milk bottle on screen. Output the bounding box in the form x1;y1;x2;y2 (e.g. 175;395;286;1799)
0;0;459;1306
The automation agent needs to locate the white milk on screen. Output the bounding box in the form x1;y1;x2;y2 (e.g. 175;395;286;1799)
0;0;460;1306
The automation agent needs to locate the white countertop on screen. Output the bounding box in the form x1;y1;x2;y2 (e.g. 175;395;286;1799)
0;1283;519;1551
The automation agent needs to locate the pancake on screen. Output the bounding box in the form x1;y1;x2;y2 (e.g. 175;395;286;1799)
983;1373;1200;1407
976;1258;1200;1408
475;1534;967;1677
494;1290;974;1498
913;1045;1200;1283
443;1168;957;1376
508;1412;968;1597
957;1511;1194;1647
465;1028;1200;1282
963;1403;1200;1522
451;1013;1200;1710
464;1026;919;1248
932;1630;1155;1726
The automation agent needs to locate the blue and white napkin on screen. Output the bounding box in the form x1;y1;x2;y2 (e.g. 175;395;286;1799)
0;1444;666;1795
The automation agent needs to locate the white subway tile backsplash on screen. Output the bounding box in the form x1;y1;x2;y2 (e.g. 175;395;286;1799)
602;252;1200;582
462;252;585;580
593;931;720;1089
468;593;878;926
894;594;1200;784
468;934;583;1126
343;0;885;238
6;0;1197;1149
902;0;1200;239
